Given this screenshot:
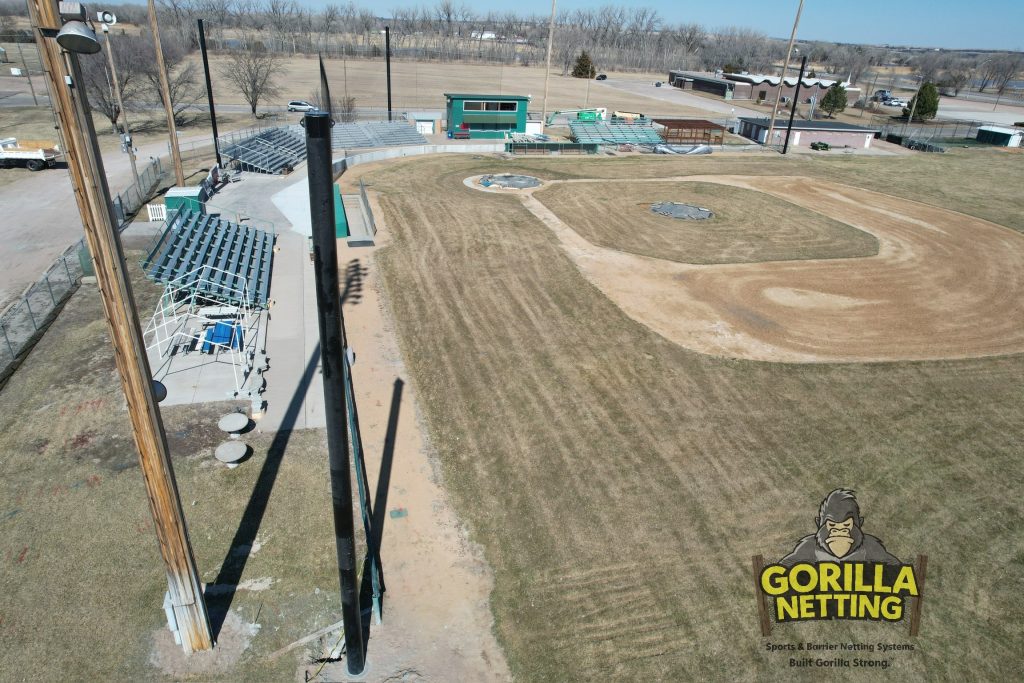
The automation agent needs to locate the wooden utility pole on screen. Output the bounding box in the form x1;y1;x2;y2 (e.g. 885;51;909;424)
102;25;140;188
765;0;804;151
540;0;556;128
147;0;185;185
28;0;212;653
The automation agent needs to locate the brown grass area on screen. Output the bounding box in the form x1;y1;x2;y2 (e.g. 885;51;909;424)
367;152;1024;680
0;255;343;680
200;54;713;117
535;179;878;264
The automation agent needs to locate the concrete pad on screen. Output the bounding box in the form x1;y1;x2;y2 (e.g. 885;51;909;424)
258;230;325;431
206;171;297;233
146;311;268;406
270;171;313;236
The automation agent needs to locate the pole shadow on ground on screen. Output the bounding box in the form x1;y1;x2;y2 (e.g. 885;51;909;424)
359;378;403;639
204;345;320;638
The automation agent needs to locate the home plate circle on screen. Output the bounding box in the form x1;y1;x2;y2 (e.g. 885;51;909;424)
215;440;248;464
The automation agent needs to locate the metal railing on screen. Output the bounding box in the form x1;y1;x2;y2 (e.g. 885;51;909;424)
1;241;85;381
112;157;163;226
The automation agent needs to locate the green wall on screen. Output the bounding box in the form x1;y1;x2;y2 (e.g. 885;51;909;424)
446;95;530;139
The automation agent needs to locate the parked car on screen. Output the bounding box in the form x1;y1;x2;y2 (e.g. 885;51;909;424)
287;100;316;112
885;98;907;107
595;74;607;80
809;141;831;151
655;81;663;87
874;89;893;101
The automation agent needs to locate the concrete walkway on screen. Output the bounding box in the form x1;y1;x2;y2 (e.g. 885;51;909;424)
259;229;326;431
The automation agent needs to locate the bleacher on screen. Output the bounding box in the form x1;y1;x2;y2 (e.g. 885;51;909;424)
142;209;275;308
569;121;665;145
331;121;428;149
221;127;306;175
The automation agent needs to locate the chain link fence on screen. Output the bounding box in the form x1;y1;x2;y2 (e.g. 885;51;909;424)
112;157;163;225
0;241;85;383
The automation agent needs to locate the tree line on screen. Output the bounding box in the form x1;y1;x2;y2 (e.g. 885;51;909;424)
0;0;1019;120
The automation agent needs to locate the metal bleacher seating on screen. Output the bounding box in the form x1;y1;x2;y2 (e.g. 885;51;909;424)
221;126;306;175
142;209;276;308
569;121;665;145
330;121;428;149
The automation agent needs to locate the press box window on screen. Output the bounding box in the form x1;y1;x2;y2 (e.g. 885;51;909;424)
463;101;518;112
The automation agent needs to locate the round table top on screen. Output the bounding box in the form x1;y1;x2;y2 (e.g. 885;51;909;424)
218;412;249;433
215;440;248;463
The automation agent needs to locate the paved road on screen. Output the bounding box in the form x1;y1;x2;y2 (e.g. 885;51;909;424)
0;128;216;309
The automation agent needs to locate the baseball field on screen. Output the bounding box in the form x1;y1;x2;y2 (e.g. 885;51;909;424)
352;147;1024;680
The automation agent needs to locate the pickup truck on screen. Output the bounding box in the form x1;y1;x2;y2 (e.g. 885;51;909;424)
0;137;62;171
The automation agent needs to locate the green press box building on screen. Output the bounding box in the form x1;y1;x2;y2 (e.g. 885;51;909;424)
445;93;531;139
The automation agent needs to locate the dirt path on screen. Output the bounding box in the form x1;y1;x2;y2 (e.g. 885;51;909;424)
305;240;510;682
523;175;1024;362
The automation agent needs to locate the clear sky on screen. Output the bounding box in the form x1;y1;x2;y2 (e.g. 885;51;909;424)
276;0;1023;51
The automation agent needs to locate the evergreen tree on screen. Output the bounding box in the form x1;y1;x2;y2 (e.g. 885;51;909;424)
821;84;847;117
572;50;597;79
903;82;940;121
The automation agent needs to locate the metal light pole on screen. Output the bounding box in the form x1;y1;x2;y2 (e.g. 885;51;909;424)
385;26;392;121
782;55;807;154
540;0;556;129
304;110;365;676
147;0;184;185
765;0;804;151
27;0;212;653
101;22;139;188
197;19;221;168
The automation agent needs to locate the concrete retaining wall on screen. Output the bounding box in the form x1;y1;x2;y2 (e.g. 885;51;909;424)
332;144;506;175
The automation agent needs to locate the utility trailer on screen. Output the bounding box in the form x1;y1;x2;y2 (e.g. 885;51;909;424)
0;137;62;171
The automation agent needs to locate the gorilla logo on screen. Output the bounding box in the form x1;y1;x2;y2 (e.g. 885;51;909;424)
780;489;901;566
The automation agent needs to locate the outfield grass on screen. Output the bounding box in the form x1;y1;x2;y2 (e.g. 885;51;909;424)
367;151;1024;680
536;179;878;264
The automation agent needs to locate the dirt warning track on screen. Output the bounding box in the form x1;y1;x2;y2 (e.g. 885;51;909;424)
526;175;1024;363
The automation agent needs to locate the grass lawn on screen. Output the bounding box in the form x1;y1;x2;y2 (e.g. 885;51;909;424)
0;255;344;680
364;149;1024;680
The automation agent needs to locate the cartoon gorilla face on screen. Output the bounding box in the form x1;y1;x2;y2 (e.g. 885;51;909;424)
779;489;901;566
815;489;864;558
817;516;859;557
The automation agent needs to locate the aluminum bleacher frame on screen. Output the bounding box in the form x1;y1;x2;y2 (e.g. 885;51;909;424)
141;208;275;309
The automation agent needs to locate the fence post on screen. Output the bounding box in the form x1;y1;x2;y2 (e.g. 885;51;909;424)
44;273;56;305
24;297;37;330
2;324;15;359
63;255;73;282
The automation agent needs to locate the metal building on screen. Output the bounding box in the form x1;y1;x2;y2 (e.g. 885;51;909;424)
444;93;531;139
976;126;1023;148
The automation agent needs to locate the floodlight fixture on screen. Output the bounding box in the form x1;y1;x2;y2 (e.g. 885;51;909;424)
56;20;102;54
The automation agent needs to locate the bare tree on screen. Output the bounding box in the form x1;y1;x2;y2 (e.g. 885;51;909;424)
139;32;201;124
219;44;282;116
81;33;148;128
940;67;971;96
990;52;1024;95
308;87;357;122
